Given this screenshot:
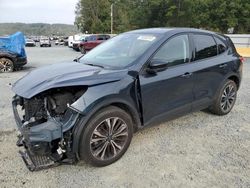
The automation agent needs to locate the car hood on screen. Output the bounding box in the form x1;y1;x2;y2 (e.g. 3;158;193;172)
12;62;127;99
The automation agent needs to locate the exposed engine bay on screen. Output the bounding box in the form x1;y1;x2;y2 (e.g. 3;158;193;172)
13;87;86;171
22;87;84;124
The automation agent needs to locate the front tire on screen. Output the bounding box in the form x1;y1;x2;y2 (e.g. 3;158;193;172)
210;79;237;115
79;106;133;166
80;46;86;54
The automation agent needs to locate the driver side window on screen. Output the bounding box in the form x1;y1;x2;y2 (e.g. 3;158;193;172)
152;35;190;67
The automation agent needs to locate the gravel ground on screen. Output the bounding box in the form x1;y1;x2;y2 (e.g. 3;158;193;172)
0;46;249;188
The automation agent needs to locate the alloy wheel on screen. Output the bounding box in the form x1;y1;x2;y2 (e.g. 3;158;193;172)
220;83;236;112
90;117;129;161
0;58;14;73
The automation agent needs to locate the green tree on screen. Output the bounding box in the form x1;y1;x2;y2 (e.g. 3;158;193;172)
75;0;111;33
75;0;250;34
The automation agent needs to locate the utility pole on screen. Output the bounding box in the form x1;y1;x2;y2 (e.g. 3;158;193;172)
111;3;114;34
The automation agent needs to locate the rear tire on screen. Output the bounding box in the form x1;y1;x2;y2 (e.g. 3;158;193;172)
210;79;237;115
79;106;133;166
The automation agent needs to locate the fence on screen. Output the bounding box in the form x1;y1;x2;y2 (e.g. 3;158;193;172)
226;34;250;57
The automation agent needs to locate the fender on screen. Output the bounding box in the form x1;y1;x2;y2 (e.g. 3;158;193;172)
70;78;142;157
0;52;16;62
71;96;142;158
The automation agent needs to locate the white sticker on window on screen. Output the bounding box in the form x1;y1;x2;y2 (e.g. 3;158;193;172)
137;36;156;42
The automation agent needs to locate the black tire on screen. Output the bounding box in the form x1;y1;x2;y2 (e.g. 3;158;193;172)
80;46;86;54
210;79;237;115
0;57;14;73
79;106;133;166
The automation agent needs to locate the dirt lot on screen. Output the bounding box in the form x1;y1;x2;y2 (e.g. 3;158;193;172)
0;46;249;188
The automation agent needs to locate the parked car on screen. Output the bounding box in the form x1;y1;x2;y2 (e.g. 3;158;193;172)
64;37;69;46
70;34;85;50
72;35;90;51
12;28;243;171
33;37;40;42
40;38;51;47
25;39;36;47
68;36;74;48
0;49;27;72
55;38;64;45
79;34;110;54
72;40;81;51
0;32;27;72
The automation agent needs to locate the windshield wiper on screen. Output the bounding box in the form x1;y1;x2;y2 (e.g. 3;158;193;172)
85;63;104;68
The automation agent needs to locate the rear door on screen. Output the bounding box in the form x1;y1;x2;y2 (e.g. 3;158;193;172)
190;33;231;110
139;34;195;125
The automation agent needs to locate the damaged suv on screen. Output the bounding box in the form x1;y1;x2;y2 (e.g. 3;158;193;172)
12;28;243;171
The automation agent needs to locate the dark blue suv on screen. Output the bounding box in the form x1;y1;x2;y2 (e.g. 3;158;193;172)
12;28;243;170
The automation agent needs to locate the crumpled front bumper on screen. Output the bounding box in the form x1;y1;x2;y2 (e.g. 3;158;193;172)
12;95;80;171
19;150;58;171
12;96;63;145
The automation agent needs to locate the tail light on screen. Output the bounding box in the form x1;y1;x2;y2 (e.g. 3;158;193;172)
240;57;245;63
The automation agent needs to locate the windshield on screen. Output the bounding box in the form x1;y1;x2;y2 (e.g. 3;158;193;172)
79;33;161;68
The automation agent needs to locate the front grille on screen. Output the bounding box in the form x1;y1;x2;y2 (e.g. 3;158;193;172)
19;150;59;171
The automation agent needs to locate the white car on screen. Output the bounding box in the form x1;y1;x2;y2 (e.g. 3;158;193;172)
55;39;64;45
25;39;36;47
68;36;74;48
40;38;51;47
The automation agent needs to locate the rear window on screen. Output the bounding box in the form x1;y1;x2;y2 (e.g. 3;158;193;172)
225;36;237;54
97;35;110;40
193;34;217;61
214;36;227;54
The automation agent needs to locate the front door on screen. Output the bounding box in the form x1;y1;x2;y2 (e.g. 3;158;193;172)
139;34;195;125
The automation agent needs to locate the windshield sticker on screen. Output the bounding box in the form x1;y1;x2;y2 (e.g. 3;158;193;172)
137;36;156;42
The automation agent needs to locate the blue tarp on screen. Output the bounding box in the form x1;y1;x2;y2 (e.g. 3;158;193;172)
0;32;26;57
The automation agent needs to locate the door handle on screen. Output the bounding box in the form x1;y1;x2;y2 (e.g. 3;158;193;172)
181;72;193;78
219;64;228;68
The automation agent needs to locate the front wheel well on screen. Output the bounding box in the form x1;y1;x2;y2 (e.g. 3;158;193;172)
72;101;141;157
109;103;141;132
228;75;240;89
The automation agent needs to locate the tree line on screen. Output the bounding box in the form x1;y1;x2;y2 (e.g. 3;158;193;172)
75;0;250;34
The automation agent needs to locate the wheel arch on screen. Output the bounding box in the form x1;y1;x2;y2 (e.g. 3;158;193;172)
227;75;240;89
212;72;241;102
108;102;141;132
0;55;15;63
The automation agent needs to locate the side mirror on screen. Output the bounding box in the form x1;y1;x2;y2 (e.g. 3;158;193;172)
146;59;168;74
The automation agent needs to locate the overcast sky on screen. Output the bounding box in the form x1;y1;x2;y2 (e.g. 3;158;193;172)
0;0;78;24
